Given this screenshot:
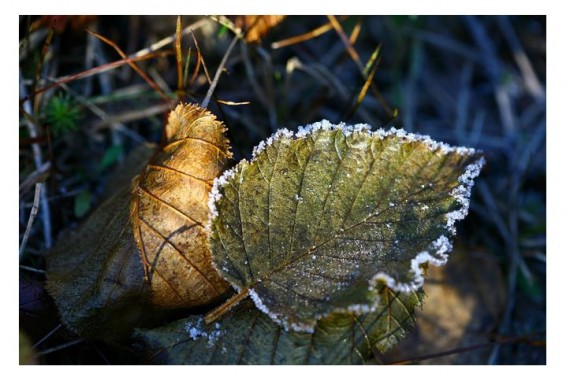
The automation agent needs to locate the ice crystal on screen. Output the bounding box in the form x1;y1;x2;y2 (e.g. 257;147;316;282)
184;318;222;347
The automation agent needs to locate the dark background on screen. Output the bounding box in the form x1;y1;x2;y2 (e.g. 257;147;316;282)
19;15;546;364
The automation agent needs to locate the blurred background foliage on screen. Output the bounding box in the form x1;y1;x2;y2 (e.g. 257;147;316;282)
19;15;545;364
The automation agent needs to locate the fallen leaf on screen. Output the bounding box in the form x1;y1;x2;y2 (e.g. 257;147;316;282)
208;121;484;332
137;286;423;364
133;103;232;308
46;103;232;341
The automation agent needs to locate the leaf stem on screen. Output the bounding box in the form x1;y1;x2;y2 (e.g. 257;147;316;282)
205;288;249;325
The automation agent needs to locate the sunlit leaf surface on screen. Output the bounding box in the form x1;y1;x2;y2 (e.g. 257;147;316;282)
132;103;231;307
208;121;484;332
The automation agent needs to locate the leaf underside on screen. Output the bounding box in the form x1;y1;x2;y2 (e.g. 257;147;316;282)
209;124;483;331
137;286;424;365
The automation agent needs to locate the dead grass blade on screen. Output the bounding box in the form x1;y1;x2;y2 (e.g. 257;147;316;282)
190;31;211;84
216;100;251;106
202;34;239;108
19;162;51;198
130;18;208;59
32;27;54;113
349;17;362;45
183;48;192;89
327;16;395;120
92;103;175;129
20;50;172;104
86;29;170;100
20;71;52;249
344;53;380;121
271;20;335;49
327;15;364;73
19;183;43;260
175;16;184;96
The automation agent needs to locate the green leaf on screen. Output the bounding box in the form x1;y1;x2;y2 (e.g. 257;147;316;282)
136;286;423;365
208;121;484;332
98;144;124;172
74;189;91;218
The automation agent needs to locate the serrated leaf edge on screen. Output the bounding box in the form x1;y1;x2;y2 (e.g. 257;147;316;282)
207;120;485;331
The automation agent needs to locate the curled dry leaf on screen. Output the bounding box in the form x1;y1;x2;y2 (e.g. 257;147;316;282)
133;103;231;307
46;103;232;341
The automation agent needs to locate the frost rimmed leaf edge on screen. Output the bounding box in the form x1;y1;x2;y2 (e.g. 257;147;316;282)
207;120;485;332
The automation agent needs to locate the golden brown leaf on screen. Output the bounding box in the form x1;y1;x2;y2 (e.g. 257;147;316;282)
132;103;232;308
46;103;232;341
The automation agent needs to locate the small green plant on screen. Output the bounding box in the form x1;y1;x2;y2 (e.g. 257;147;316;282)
43;93;81;136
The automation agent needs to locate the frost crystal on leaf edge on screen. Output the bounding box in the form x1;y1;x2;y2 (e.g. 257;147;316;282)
207;121;484;331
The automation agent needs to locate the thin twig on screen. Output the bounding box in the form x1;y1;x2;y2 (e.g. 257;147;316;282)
216;100;251;106
202;34;239;109
19;183;43;260
349;17;363;45
209;16;244;40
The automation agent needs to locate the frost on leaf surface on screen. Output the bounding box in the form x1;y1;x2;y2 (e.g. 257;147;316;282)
208;121;484;332
137;286;424;365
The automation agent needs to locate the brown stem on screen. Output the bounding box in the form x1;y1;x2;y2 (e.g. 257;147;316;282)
205;288;250;325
